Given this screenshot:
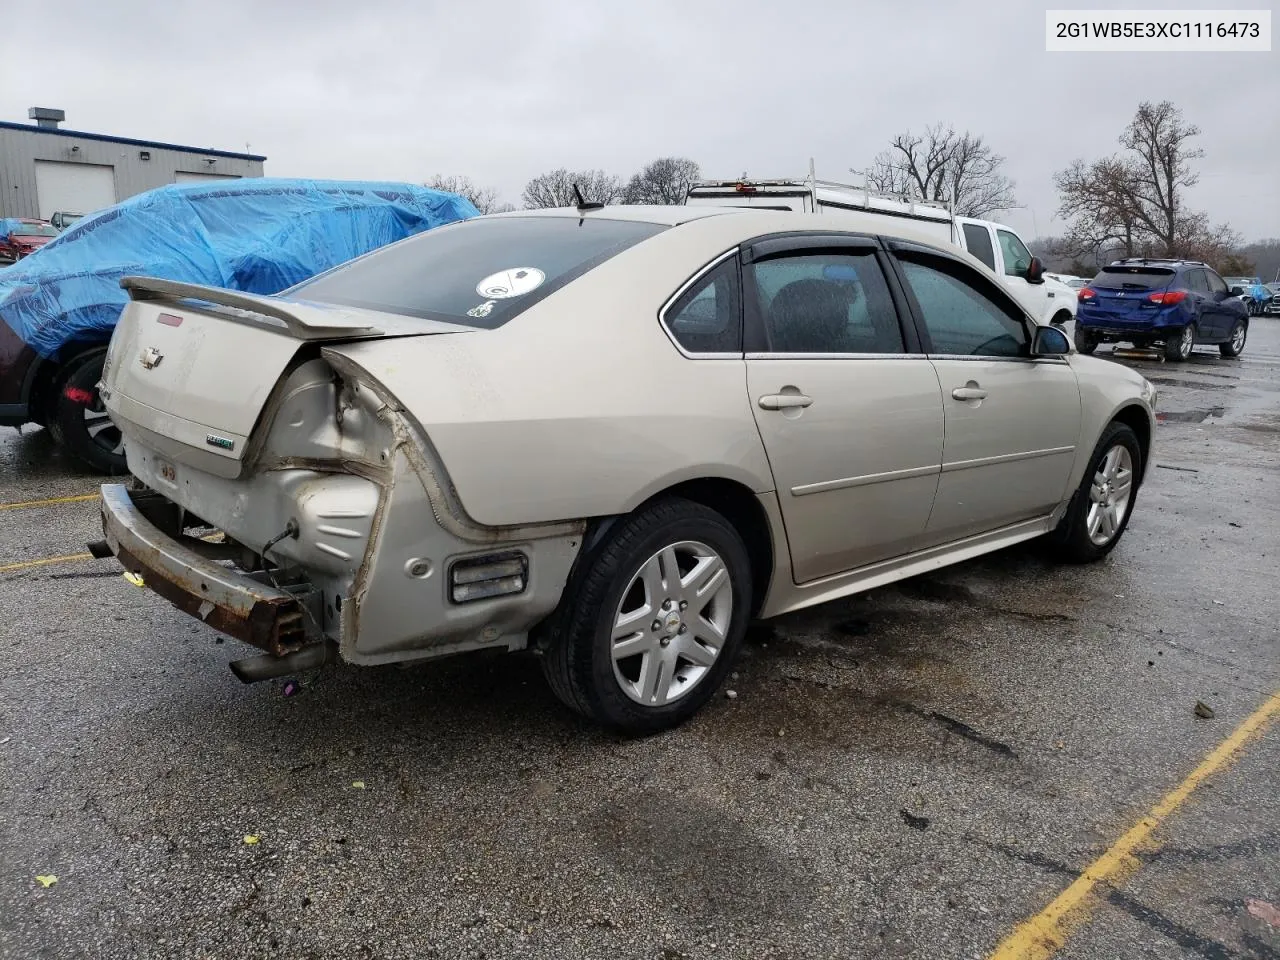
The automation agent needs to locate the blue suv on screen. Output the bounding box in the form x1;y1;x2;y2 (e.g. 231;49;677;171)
1075;259;1250;362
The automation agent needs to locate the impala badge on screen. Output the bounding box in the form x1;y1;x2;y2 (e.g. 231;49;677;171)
205;434;235;451
140;346;164;369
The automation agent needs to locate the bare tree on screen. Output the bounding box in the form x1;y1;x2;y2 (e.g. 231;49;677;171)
866;124;1016;217
425;174;503;214
1055;101;1235;263
521;169;624;209
623;157;701;205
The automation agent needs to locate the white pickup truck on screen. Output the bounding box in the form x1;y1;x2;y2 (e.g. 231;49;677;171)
686;176;1076;328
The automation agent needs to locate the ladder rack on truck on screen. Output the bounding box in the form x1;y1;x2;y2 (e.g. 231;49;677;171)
684;163;956;243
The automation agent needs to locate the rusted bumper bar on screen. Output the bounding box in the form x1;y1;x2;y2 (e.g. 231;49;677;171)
98;483;317;656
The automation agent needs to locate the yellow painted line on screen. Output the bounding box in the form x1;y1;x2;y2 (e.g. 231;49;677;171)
0;493;100;511
989;691;1280;960
0;552;94;573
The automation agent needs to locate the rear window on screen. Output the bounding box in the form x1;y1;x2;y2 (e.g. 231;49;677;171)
289;216;666;328
1092;266;1175;291
13;222;58;237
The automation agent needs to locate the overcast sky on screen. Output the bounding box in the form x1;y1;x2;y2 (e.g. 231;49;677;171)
5;0;1277;240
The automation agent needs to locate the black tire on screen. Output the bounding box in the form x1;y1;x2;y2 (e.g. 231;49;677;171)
1047;422;1142;564
1164;324;1194;362
1219;320;1247;358
53;351;127;474
540;497;753;734
1074;327;1098;354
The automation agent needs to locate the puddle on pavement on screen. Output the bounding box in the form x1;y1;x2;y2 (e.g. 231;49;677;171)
1157;406;1227;423
1147;377;1237;392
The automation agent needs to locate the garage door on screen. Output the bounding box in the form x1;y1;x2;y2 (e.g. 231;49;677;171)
34;161;117;220
174;172;241;183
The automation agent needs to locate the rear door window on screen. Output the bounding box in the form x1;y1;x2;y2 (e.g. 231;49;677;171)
290;216;666;328
961;223;997;271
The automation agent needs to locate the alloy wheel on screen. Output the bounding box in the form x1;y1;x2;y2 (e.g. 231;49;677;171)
610;540;733;706
1087;445;1134;546
82;392;124;458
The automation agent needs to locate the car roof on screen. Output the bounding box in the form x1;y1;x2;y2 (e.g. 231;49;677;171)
484;204;959;248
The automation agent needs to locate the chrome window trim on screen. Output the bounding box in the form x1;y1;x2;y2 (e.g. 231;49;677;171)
927;353;1070;365
657;247;743;359
745;352;925;361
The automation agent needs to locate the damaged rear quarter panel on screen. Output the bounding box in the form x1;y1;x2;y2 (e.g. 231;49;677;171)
322;217;778;529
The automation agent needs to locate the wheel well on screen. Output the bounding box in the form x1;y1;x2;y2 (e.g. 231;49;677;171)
659;477;775;618
1112;405;1152;479
27;343;107;421
1051;309;1072;324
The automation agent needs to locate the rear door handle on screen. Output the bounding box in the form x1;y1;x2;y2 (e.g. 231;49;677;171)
951;386;988;401
758;394;813;410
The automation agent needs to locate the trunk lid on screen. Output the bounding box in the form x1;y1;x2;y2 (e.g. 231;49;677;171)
102;277;466;476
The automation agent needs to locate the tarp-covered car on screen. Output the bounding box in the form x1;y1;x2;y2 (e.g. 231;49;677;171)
0;179;478;471
93;206;1158;732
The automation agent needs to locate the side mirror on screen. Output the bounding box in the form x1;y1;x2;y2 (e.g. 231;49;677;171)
1025;256;1045;285
1032;325;1070;356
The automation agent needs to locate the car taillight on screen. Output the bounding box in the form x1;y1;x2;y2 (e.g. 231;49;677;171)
1078;287;1096;300
1147;291;1187;305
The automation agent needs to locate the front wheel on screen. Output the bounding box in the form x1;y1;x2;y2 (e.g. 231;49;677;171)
1220;320;1247;357
1074;327;1099;354
540;497;752;734
1164;324;1194;362
1047;422;1141;563
53;352;127;474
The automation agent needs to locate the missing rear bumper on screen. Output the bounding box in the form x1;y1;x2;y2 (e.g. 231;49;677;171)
98;483;321;657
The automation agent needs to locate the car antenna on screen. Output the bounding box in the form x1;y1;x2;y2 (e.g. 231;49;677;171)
572;184;604;211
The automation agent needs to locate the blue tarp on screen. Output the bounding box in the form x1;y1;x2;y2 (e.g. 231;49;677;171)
0;178;479;357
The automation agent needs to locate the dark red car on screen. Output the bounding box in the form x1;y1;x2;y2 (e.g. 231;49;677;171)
0;218;58;264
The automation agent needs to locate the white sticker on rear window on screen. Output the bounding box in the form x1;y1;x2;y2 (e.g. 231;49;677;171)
476;267;545;300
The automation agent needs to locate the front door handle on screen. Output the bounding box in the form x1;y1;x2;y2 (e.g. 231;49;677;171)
759;393;813;410
951;385;988;401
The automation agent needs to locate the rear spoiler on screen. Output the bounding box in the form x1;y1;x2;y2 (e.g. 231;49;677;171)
120;276;381;340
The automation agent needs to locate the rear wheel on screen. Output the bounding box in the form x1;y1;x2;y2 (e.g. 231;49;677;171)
53;352;127;474
1220;320;1247;357
540;497;752;734
1048;422;1141;563
1074;327;1098;354
1164;324;1194;362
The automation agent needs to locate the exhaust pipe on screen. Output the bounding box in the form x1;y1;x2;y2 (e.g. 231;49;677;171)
230;640;338;684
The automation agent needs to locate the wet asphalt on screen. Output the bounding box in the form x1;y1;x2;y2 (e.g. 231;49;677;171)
1;321;1277;960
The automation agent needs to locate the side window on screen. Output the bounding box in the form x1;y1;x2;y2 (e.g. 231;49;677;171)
663;256;741;353
898;254;1029;358
1204;270;1228;295
1186;269;1210;294
747;250;905;354
996;229;1032;278
961;223;997;272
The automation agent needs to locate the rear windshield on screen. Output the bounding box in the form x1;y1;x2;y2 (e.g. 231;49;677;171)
1092;266;1175;291
289;215;666;328
12;222;58;237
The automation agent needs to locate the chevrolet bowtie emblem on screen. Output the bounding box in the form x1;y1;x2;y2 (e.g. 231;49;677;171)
140;347;163;369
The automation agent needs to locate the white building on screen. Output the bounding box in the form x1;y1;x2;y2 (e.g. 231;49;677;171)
0;107;265;221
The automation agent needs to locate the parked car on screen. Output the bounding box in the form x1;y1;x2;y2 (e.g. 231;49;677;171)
93;205;1157;733
1075;258;1250;361
0;218;58;264
49;211;84;232
1265;282;1280;315
0;178;477;472
1223;276;1272;315
1065;277;1090;291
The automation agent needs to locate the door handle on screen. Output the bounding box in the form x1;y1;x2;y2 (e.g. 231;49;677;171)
758;393;813;410
951;386;988;401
